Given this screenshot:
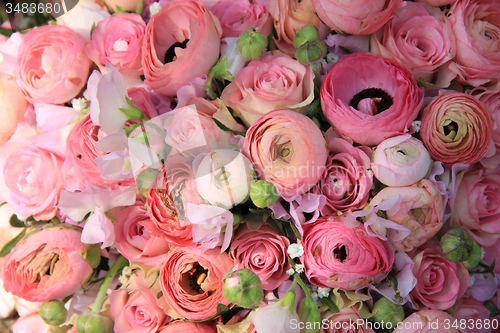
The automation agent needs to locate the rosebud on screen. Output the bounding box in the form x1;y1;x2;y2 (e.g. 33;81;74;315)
76;312;114;333
293;24;320;49
462;242;483;269
223;268;264;309
250;181;279;208
440;228;476;263
237;28;268;61
39;300;68;326
295;41;327;65
372;297;404;328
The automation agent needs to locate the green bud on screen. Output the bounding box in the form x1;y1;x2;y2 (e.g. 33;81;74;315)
293;24;320;49
440;228;477;262
462;242;483;269
372;297;404;327
83;244;101;269
136;168;160;197
250;181;279;208
295;41;327;65
39;300;68;326
237;28;268;60
119;97;146;120
223;268;264;309
76;312;114;333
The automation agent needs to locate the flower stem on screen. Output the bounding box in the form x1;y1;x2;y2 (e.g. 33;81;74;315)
293;273;314;302
92;255;127;314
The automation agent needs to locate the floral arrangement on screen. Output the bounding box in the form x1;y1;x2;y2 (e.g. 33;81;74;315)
0;0;499;332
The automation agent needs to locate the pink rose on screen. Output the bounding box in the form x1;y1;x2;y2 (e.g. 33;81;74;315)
244;109;328;199
159;321;217;333
221;53;314;127
3;228;94;302
128;86;173;119
448;0;500;86
392;309;462;333
311;138;373;216
0;73;27;146
160;247;233;321
16;25;91;104
454;298;491;333
311;0;403;35
320;307;375;333
230;223;291;291
142;0;222;96
321;52;424;146
420;92;492;166
370;180;444;252
301;217;395;290
410;245;469;310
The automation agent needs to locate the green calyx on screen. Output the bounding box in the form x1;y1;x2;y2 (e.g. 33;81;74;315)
237;28;268;61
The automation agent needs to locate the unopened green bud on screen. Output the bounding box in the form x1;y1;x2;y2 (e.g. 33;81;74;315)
372;297;404;327
293;24;320;49
76;312;113;333
136;168;160;197
440;228;476;262
39;300;68;326
120;97;146;120
223;268;264;309
83;244;101;269
237;28;268;60
250;181;279;208
295;41;327;64
462;243;483;269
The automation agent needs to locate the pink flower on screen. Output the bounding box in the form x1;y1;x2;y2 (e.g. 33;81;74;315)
159;321;217;333
244;109;328;199
392;309;462;333
221;52;314;127
0;73;27;146
142;0;222;96
454;298;491;333
16;25;91;104
320;306;375;333
12;312;51;333
410;245;469;310
321;52;424;146
3;228;94;302
301;217;395;290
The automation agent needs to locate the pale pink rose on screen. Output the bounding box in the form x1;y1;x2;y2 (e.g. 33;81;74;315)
312;0;403;35
244;109;328;199
110;288;169;333
310;138;373;215
12;312;51;333
321;52;424;146
370;1;455;86
142;0;222;96
420;92;492;166
221;52;314;127
16;25;92;104
453;167;500;247
211;0;273;38
448;0;500;86
160;247;233;321
0;73;27;146
372;135;433;187
160;321;217;333
106;0;141;11
320;307;375;333
454;298;491;333
230;224;291;290
301;217;395;290
410;245;469;310
3;228;94;302
370;180;444;252
392;309;461;333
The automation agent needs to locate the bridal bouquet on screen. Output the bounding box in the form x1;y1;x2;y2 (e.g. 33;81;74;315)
0;0;500;332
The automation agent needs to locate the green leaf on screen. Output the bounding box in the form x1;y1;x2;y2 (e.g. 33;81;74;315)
9;214;25;228
0;228;26;257
135;0;144;14
306;99;320;118
212;117;246;136
216;303;229;314
90;22;96;40
299;297;321;333
417;77;429;88
320;295;340;313
0;28;13;38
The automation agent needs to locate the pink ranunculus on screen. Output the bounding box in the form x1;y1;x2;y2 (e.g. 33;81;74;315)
159;321;217;333
392;309;461;333
310;138;373;216
0;73;27;146
320;307;375;333
221;52;315;127
447;0;500;86
230;223;291;291
420;92;492;166
370;180;444;252
419;0;457;6
410;245;469;310
321;52;424;146
301;217;395;290
211;0;273;38
110;288;169;333
244;109;328;199
16;25;91;104
142;0;222;96
454;298;491;333
370;1;455;86
453;167;500;247
371;135;433;187
311;0;403;35
160;247;233;321
3;228;94;302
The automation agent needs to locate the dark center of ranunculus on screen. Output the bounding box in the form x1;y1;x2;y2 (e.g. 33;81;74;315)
164;39;189;63
349;88;394;114
334;245;347;262
443;121;458;138
187;263;208;294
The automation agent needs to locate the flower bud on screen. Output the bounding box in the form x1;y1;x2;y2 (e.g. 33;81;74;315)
462;243;483;269
250;181;279;208
76;312;114;333
295;41;327;65
237;28;268;60
293;24;320;49
372;297;404;327
223;268;264;309
440;228;476;263
39;300;68;326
